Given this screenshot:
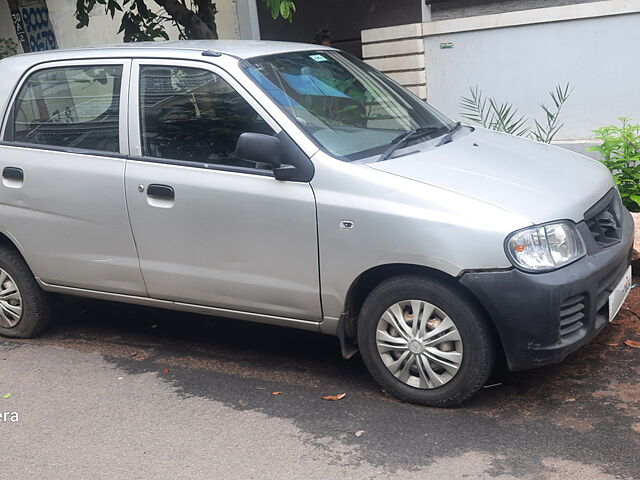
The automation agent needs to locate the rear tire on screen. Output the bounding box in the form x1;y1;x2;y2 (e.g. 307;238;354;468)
0;246;51;338
357;275;494;407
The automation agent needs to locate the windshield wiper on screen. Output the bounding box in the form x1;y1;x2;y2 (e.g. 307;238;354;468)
436;122;463;147
377;126;442;162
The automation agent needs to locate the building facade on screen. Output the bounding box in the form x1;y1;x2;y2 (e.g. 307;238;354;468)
362;0;640;151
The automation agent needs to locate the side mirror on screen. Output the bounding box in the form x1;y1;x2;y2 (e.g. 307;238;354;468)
236;132;282;168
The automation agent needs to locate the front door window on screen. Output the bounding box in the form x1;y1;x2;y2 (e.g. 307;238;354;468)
139;65;275;169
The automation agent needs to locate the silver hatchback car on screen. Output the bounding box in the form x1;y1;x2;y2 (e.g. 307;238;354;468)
0;41;633;406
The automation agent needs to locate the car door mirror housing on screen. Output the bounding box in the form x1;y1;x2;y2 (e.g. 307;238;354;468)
273;164;298;181
236;131;314;182
236;132;282;168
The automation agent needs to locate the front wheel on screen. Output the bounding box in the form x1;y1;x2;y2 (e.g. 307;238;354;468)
357;275;495;407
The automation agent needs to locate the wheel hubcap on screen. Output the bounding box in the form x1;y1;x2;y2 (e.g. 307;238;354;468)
0;268;22;328
376;300;463;389
408;340;423;354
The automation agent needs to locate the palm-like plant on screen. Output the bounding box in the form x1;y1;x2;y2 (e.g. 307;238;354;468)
460;84;572;144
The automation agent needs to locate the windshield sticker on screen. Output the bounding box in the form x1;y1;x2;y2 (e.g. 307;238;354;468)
309;54;328;62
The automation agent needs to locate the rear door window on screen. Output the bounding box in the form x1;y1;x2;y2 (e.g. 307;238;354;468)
7;65;123;153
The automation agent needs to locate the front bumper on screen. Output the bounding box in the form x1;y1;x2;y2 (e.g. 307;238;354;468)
460;206;634;372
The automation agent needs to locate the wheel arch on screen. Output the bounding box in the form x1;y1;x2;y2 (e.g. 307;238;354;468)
0;230;39;279
339;263;506;366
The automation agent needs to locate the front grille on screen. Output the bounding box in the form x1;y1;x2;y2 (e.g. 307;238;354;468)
559;293;586;338
585;193;622;247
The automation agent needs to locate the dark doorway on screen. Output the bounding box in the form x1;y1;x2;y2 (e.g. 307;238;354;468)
257;0;423;58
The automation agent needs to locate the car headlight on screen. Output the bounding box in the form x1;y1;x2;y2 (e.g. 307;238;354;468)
505;222;586;272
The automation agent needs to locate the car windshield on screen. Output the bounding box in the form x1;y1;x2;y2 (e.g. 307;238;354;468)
242;50;455;162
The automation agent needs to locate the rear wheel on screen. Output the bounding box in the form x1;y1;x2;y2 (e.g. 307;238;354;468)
357;275;494;407
0;246;51;338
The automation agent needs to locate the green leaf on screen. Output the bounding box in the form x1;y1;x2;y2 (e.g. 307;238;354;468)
2;393;11;399
280;1;290;18
460;86;492;128
593;117;640;211
135;0;149;17
270;0;280;19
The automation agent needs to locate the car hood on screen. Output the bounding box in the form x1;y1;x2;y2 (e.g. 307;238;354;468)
367;128;614;224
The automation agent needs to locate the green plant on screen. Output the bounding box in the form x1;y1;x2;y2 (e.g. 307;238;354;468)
265;0;295;22
460;84;572;143
75;0;295;41
590;118;640;212
0;38;18;60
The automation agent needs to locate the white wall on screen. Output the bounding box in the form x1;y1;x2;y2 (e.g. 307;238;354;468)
423;11;640;141
49;0;177;48
1;0;240;51
211;0;240;40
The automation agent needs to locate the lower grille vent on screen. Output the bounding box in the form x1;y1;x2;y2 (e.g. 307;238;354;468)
560;294;586;337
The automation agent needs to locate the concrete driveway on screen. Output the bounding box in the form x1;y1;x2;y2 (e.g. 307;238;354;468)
1;279;639;480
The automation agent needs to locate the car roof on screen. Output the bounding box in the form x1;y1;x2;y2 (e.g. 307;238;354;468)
11;40;333;61
0;40;335;123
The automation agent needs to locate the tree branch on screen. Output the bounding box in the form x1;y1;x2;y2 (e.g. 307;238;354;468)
193;0;218;39
152;0;217;38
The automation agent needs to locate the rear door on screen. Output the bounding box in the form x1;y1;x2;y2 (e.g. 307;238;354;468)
124;59;321;320
0;59;147;295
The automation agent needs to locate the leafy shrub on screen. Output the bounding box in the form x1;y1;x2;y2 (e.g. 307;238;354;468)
590;118;640;212
460;84;572;143
0;38;18;59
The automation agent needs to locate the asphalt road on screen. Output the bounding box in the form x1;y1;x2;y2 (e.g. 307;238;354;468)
1;281;639;480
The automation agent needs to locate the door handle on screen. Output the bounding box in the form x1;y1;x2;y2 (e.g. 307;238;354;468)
146;184;174;200
2;167;24;188
3;167;23;182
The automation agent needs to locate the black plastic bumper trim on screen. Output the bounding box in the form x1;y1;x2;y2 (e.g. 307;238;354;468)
460;209;634;371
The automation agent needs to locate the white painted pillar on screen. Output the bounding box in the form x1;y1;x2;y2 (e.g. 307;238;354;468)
237;0;261;40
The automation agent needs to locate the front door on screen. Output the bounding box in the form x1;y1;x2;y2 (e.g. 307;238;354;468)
124;60;321;321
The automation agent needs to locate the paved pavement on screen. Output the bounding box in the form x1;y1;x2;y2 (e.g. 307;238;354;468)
1;281;639;480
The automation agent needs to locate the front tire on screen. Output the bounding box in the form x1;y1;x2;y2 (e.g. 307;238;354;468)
0;246;51;338
358;275;494;407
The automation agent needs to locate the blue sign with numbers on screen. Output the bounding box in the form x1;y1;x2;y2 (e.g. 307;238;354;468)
9;0;57;52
